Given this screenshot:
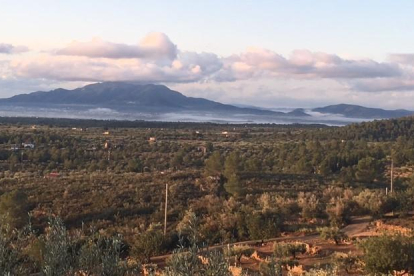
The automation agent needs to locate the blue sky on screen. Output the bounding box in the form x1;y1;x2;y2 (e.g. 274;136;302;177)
2;0;414;108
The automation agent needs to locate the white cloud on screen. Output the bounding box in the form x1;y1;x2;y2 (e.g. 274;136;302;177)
388;54;414;65
56;32;177;60
8;33;223;83
215;48;401;81
0;43;29;54
10;51;222;83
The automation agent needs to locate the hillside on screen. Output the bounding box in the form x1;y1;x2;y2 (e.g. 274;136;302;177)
0;82;307;117
313;104;414;119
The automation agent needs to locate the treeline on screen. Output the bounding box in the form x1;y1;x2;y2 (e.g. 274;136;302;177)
308;116;414;141
0;116;328;130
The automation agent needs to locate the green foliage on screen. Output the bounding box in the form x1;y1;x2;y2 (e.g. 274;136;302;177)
298;192;324;220
204;151;223;176
224;152;241;179
40;216;137;276
332;252;362;274
0;225;32;275
164;213;232;276
325;199;352;227
258;258;282;276
165;247;231;276
273;242;306;259
359;234;414;275
355;157;381;183
133;225;165;263
246;212;282;240
354;189;390;217
41;217;75;276
224;245;254;264
127;158;143;172
318;227;347;245
3;118;414;274
0;190;30;229
223;173;244;197
301;265;339;276
78;234;130;276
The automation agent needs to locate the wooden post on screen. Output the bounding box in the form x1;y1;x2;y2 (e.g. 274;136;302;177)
164;183;168;236
390;159;394;194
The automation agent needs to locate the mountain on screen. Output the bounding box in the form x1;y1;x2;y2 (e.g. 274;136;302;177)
312;104;414;119
287;108;311;117
0;82;309;117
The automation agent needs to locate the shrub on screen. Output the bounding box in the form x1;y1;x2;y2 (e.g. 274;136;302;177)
318;227;347;245
359;234;414;275
273;242;306;259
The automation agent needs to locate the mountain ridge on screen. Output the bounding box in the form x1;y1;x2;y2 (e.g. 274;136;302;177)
0;82;306;117
312;104;414;119
1;82;413;120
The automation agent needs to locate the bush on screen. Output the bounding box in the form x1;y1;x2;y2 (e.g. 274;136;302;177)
224;245;254;264
359;234;414;275
318;227;347;245
273;242;306;259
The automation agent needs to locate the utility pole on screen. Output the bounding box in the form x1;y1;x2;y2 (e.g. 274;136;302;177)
390;158;394;194
164;183;168;236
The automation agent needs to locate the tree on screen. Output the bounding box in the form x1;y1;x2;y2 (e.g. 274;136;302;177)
78;234;129;276
319;159;332;176
355;157;379;183
0;224;32;275
295;157;313;174
333;252;362;274
171;150;185;169
223;173;244;197
204;151;223;176
133;225;165;263
359;234;414;275
205;142;214;153
225;245;254;264
258;258;282;276
298;192;323;220
303;265;339;276
223;152;241;179
41;217;75;276
0;190;30;229
273;242;306;259
354;189;389;217
245;212;282;240
245;158;261;172
326;200;351;227
127;158;143;172
318;227;347;245
165;212;232;276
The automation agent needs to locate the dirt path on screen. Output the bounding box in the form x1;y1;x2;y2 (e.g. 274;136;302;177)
151;215;373;265
342;216;372;238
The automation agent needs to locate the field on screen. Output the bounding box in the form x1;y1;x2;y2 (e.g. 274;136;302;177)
1;117;414;275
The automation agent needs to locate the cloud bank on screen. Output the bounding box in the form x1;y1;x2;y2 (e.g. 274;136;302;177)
56;32;177;60
216;48;401;81
3;32;414;108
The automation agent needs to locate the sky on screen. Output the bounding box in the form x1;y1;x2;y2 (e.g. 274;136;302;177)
2;0;414;109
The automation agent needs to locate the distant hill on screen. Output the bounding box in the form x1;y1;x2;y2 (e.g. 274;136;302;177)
312;104;414;119
0;82;309;117
287;108;311;117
